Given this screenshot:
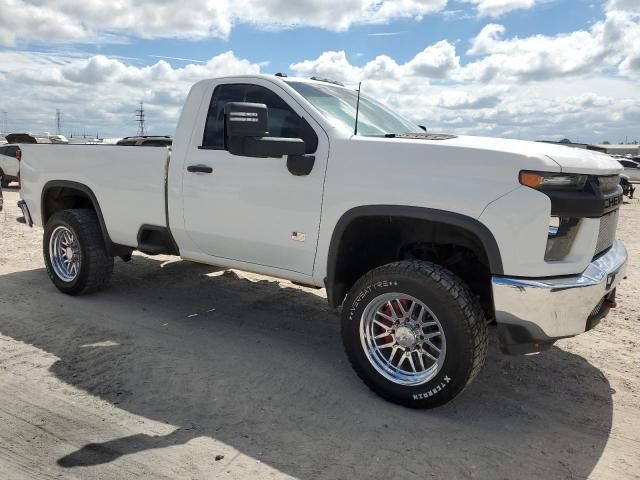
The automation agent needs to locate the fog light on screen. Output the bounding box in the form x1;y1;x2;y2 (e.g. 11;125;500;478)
545;217;580;261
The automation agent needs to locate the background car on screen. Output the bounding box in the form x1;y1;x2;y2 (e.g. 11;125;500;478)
617;159;640;181
0;144;20;188
620;174;635;198
116;135;173;146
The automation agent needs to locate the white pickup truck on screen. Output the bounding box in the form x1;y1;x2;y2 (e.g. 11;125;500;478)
0;144;20;187
17;74;627;408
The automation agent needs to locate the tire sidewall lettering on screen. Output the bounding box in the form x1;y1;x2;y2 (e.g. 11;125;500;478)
348;280;398;322
347;276;458;403
412;375;452;400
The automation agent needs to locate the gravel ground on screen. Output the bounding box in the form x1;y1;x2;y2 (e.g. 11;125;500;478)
1;187;639;480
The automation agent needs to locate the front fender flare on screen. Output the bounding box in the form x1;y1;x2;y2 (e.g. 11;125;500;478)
324;205;503;308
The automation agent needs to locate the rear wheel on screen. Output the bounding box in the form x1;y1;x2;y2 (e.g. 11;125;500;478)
341;260;488;408
43;209;114;295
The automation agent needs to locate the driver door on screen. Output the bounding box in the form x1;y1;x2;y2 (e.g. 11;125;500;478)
181;80;328;276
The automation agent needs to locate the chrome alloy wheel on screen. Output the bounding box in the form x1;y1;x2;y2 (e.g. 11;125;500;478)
360;293;446;386
49;226;81;282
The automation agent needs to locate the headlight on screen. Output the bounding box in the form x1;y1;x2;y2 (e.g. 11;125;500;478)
519;171;587;190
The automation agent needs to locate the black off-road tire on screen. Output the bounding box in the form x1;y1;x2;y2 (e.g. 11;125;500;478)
341;260;488;409
43;209;114;295
0;170;9;188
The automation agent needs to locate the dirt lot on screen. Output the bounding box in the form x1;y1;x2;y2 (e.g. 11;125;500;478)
1;187;639;480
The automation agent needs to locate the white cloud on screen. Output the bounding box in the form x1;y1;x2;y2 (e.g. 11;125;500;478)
2;43;639;143
234;0;446;31
405;40;461;78
291;51;364;84
432;88;507;109
463;10;640;81
0;0;446;46
466;23;506;55
0;0;89;46
291;7;640;86
0;50;262;136
287;3;640;142
290;40;460;83
462;0;536;17
1;0;639;143
606;0;640;13
619;40;640;76
289;7;640;88
0;0;232;45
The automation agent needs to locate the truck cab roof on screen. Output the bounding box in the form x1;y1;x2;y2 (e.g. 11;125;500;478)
193;74;353;90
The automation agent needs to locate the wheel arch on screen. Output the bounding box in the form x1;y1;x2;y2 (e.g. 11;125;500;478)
325;205;503;309
41;180;114;254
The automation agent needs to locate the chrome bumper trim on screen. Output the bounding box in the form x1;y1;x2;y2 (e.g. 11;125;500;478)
492;240;627;339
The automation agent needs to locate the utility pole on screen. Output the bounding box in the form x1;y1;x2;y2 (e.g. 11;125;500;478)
1;111;7;135
135;102;146;136
56;109;63;135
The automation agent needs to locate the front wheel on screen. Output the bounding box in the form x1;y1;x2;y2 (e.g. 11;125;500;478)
43;209;114;295
341;261;488;409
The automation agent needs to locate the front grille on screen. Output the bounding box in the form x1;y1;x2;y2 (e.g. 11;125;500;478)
595;209;619;256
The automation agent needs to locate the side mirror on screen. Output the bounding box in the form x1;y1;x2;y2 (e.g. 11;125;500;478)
225;102;269;137
224;102;305;158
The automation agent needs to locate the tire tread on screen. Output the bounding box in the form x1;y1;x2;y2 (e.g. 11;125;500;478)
341;260;489;408
44;209;113;295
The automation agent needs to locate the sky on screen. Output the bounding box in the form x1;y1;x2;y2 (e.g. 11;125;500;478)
0;0;638;143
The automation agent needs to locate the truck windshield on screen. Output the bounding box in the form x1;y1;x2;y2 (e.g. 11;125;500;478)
287;81;424;136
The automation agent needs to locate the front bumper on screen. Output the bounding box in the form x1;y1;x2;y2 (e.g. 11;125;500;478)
492;240;627;354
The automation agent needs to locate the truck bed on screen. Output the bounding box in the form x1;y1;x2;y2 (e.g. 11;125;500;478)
19;144;170;248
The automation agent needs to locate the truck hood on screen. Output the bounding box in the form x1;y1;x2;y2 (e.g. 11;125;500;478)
430;135;622;175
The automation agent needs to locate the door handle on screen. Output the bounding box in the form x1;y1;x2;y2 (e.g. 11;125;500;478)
187;165;213;174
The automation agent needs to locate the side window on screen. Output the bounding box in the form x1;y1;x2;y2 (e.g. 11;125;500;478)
202;84;246;149
244;85;318;154
202;83;318;154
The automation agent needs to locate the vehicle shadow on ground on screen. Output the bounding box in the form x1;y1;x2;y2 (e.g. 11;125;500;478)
0;255;613;479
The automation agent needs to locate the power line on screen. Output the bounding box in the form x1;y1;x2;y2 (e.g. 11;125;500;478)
56;109;63;135
135;102;146;136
